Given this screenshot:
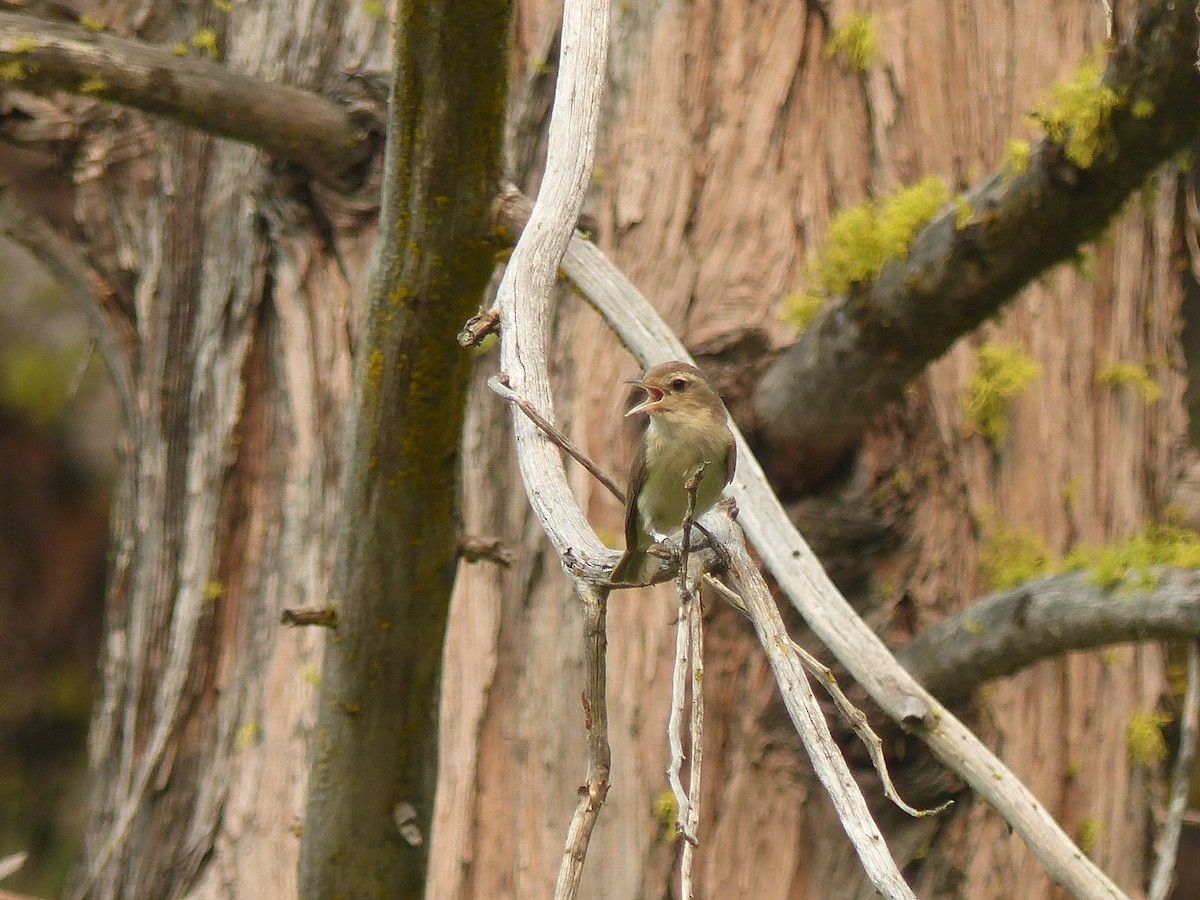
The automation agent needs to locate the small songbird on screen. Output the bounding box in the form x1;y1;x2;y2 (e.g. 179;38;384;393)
611;361;736;585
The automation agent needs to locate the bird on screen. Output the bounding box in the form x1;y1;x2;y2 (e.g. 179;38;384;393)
610;361;736;585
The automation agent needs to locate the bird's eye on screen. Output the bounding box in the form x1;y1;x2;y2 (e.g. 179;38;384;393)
670;378;688;391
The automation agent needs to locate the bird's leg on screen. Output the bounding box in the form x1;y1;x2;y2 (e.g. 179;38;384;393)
691;522;732;575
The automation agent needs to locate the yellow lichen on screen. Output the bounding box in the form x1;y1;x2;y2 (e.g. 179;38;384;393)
0;60;26;81
235;721;261;751
172;42;190;56
963;343;1041;449
10;37;37;54
807;176;948;301
1027;55;1119;168
824;12;879;71
1076;817;1103;854
215;0;233;10
1096;360;1161;403
651;790;679;842
79;75;108;94
782;292;825;331
362;0;386;16
1062;524;1200;591
1130;98;1154;119
1125;709;1171;767
954;196;973;229
190;27;219;59
79;13;105;31
1002;139;1031;176
978;519;1052;590
203;580;225;601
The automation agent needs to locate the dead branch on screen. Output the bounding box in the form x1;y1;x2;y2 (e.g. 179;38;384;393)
0;10;379;186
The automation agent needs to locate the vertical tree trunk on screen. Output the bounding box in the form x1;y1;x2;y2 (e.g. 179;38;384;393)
69;4;388;897
431;1;1182;897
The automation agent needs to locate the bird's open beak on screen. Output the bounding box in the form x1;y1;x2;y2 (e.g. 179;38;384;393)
625;380;665;417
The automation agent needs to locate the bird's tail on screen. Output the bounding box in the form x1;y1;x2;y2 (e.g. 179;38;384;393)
610;547;661;585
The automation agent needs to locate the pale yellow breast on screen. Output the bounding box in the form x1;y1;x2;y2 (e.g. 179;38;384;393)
638;415;729;536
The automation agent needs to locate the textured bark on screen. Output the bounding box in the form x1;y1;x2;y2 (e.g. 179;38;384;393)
65;3;388;898
431;1;1185;898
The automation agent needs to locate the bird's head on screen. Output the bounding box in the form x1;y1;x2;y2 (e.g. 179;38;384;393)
625;362;725;423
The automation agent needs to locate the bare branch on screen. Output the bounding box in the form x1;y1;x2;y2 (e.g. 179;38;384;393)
896;568;1200;703
553;585;611;900
1148;641;1200;900
0;10;380;186
753;0;1200;485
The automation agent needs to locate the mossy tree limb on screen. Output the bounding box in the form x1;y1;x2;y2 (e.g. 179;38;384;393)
897;567;1200;704
754;0;1200;491
297;0;510;895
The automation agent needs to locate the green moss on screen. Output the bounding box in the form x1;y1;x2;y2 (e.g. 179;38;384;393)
1096;360;1161;402
651;789;679;842
825;12;879;71
1076;817;1103;854
1125;710;1170;767
1027;55;1119;168
235;721;261;751
978;520;1052;590
963;343;1041;448
781;292;825;331
808;176;948;299
954;196;973;229
1002;139;1032;176
1062;524;1200;591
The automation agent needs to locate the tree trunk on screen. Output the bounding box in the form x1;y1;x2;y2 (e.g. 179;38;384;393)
430;1;1182;898
68;4;388;897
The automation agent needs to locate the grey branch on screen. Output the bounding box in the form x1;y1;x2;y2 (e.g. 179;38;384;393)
0;10;379;186
753;0;1200;486
897;568;1200;703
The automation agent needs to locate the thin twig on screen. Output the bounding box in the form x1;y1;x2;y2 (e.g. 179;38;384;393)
280;606;338;628
553;585;611;900
1148;641;1200;900
457;308;501;347
489;374;625;504
457;535;515;567
704;575;946;819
